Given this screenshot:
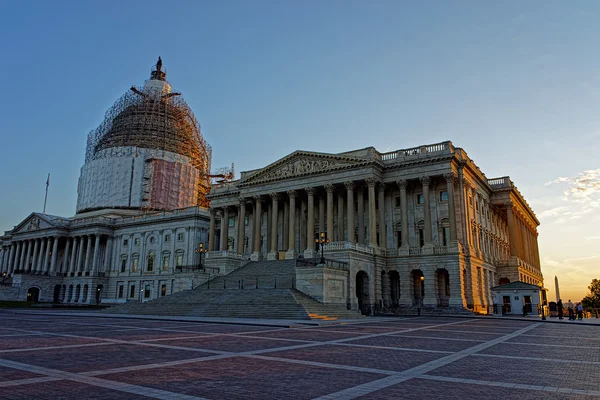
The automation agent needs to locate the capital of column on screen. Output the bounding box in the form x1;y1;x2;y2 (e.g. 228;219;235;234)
209;208;217;216
505;202;513;210
238;197;246;207
324;184;335;193
253;195;262;202
365;177;377;188
419;176;431;186
304;187;315;196
287;190;297;199
344;181;355;191
270;192;280;200
396;179;407;190
222;205;229;213
443;172;457;184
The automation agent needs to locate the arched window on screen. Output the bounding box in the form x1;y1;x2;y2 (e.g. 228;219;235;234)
131;254;139;272
228;237;234;251
395;222;402;247
75;284;81;302
120;255;128;273
162;252;170;271
147;252;155;272
83;284;89;302
175;250;184;267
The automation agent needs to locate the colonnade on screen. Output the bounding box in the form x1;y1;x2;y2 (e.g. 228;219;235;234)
0;234;111;277
208;174;459;259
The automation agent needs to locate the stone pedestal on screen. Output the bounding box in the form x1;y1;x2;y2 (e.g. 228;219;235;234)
295;265;348;306
267;251;278;261
285;250;298;260
250;252;263;262
303;249;317;259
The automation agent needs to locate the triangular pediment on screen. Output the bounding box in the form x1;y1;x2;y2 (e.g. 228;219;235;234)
12;213;57;234
240;150;374;185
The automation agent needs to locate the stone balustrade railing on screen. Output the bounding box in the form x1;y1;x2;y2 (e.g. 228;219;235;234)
206;250;250;260
379;141;453;163
487;176;512;188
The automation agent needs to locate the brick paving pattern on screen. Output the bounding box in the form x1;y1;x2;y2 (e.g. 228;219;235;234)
0;310;599;399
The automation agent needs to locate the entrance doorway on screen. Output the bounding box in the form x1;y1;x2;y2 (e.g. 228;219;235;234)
27;287;40;302
412;269;425;306
356;271;370;315
53;285;61;303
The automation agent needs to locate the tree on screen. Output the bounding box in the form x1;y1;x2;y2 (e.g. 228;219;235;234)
583;279;600;308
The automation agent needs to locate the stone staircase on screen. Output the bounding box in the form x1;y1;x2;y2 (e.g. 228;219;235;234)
103;260;362;320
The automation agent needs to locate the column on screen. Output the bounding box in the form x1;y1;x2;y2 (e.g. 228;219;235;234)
305;187;316;258
318;194;325;235
14;241;23;272
237;198;246;254
208;209;216;251
357;186;365;244
420;176;433;248
37;239;46;272
464;183;474;248
366;178;377;247
50;236;59;274
344;182;355;244
24;240;33;272
90;234;101;275
0;247;4;274
43;238;52;273
336;190;344;241
506;203;517;257
325;184;334;241
300;199;307;252
220;207;229;251
251;195;263;261
104;237;113;273
268;194;279;260
283;200;289;251
71;237;80;274
444;173;458;245
378;182;386;248
7;244;16;275
83;235;93;273
397;180;409;249
286;190;297;259
62;238;71;275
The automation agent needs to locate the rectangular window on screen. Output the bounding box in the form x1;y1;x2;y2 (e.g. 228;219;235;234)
394;197;401;208
134;238;140;246
120;258;127;273
442;227;450;246
162;255;169;271
176;253;184;267
177;233;184;241
440;191;448;201
244;216;249;226
228;217;235;227
129;285;136;298
123;239;128;246
161;284;167;297
118;285;124;298
396;231;402;247
147;255;154;272
144;285;151;299
132;257;138;273
417;194;424;204
419;229;425;247
164;234;170;243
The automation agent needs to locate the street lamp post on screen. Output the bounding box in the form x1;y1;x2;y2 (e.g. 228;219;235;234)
315;232;329;264
195;243;207;269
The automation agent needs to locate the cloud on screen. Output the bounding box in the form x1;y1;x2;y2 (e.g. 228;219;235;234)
585;236;600;241
541;169;600;221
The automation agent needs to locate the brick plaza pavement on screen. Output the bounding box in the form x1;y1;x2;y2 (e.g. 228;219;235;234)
0;310;598;399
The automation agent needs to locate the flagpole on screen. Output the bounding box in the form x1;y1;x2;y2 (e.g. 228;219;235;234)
43;173;50;214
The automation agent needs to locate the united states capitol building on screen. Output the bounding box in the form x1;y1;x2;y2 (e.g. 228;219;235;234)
0;60;544;314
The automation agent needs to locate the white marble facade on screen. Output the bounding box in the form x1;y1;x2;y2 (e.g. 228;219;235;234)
206;142;544;312
0;208;212;303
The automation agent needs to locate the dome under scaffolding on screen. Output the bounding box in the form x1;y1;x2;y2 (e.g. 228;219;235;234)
77;58;213;212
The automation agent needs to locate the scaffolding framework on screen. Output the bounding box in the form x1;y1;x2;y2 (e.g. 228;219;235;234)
85;81;212;207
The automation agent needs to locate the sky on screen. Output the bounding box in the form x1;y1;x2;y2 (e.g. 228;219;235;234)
0;1;598;302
